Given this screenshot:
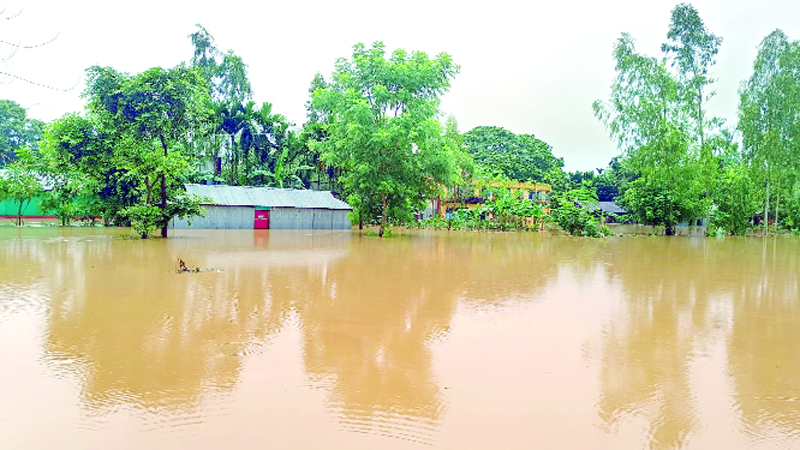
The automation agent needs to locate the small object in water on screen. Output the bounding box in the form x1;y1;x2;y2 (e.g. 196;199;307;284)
175;257;206;273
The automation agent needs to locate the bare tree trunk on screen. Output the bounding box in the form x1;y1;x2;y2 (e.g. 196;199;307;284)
764;177;770;236
379;192;388;238
160;135;169;239
775;176;782;233
16;200;25;226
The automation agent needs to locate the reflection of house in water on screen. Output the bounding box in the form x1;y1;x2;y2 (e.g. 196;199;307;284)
40;230;352;413
22;229;565;443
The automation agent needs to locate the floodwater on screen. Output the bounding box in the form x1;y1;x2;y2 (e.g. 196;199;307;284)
1;228;799;450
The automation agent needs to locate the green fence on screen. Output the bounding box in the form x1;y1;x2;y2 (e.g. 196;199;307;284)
0;196;51;217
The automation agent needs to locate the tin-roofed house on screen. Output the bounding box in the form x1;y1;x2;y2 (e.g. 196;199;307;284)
170;184;353;230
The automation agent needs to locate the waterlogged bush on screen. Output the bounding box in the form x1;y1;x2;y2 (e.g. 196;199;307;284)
122;204;163;239
551;186;604;237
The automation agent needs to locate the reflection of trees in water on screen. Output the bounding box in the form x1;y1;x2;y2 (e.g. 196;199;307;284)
41;232;291;414
291;231;562;443
0;228;100;317
727;238;800;437
439;231;562;305
9;229;565;439
598;238;704;450
597;237;800;448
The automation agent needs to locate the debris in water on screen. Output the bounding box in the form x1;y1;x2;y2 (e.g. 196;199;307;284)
175;257;212;274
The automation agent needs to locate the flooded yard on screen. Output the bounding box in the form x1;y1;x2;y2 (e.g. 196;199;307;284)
1;228;799;449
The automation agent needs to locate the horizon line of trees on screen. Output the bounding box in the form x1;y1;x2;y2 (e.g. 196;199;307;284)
0;24;564;237
1;3;799;238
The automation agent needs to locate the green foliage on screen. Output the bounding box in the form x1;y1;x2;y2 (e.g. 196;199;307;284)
738;30;800;234
622;178;689;233
122;204;163;239
594;5;728;231
0;153;44;226
0;99;44;167
463;126;562;182
482;187;544;231
83;64;212;237
710;163;759;235
416;185;543;232
311;42;462;237
552;186;603;237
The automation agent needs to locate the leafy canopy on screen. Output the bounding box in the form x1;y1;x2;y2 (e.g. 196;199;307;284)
463;126;562;182
311;42;463;235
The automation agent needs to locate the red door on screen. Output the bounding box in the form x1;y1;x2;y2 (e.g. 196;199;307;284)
254;210;270;229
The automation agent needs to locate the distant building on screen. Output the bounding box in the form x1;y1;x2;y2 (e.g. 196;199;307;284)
578;201;628;225
428;180;552;219
170;184;352;230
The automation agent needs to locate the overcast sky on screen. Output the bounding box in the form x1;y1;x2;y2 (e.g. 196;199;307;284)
2;0;800;171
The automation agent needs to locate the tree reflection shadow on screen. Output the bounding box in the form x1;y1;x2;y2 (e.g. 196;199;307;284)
27;229;562;440
598;237;800;449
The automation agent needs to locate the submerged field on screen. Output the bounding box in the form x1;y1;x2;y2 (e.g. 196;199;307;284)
1;228;798;450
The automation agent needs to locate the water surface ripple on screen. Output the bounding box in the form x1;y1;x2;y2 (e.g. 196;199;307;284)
1;228;798;449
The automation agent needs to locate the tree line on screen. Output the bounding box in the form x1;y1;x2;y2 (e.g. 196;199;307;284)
0;26;563;237
2;3;798;237
589;3;800;236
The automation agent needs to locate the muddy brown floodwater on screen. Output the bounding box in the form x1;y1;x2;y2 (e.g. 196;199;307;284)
1;228;799;449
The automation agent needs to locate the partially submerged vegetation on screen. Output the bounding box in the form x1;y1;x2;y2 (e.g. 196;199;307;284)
1;4;799;238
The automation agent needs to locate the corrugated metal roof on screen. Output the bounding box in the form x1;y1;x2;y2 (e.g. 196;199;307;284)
577;200;627;214
185;184;352;210
597;201;627;214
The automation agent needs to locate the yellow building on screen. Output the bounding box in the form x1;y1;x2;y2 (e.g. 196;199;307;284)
431;180;551;219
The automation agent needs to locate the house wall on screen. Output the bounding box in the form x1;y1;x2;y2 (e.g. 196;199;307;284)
170;205;255;229
270;207;351;230
172;205;351;230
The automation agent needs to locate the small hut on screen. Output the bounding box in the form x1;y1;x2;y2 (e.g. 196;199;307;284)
170;184;352;230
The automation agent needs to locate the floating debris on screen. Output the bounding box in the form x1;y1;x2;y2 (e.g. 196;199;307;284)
174;257;214;274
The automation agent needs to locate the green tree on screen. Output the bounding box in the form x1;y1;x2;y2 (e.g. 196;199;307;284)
551;185;604;237
187;24;265;185
622;176;704;234
83;65;211;238
463;126;561;182
738;30;800;234
710;163;759;235
35;115;108;225
593;5;726;232
0;99;44;166
662;3;723;150
0;151;44;226
311;42;462;236
36;112;141;225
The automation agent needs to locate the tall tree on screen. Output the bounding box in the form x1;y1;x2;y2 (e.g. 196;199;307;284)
83;65;211;238
187;25;253;181
593;5;725;233
738;30;800;234
662;3;722;150
311;42;461;236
